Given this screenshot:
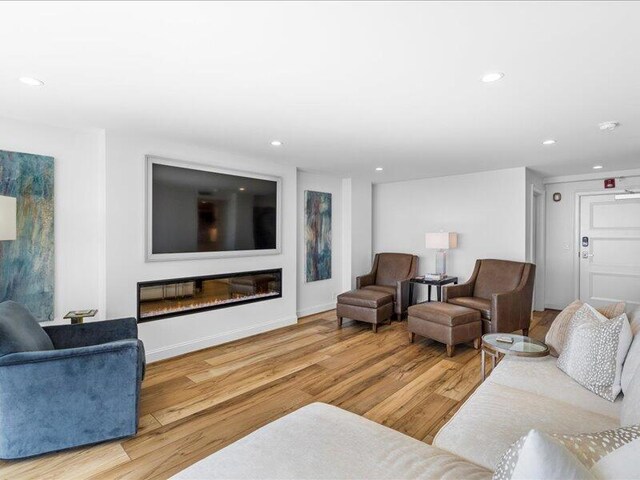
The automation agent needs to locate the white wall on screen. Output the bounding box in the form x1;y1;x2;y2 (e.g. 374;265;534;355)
544;170;640;310
105;132;297;361
341;178;373;290
0;116;106;322
296;170;342;317
373;167;527;301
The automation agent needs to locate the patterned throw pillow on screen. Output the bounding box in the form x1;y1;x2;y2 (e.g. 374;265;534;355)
557;304;632;401
493;425;640;480
545;300;626;357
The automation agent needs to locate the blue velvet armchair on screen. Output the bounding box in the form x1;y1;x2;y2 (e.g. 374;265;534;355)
0;301;145;459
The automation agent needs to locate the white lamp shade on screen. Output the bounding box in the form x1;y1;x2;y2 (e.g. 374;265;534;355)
425;232;457;250
0;195;17;241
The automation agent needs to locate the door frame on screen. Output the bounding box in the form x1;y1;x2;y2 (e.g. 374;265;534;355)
572;189;628;300
529;186;546;311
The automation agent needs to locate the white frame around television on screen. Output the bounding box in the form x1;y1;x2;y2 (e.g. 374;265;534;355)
145;155;282;262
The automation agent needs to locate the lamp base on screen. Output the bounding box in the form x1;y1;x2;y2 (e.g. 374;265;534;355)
435;250;447;276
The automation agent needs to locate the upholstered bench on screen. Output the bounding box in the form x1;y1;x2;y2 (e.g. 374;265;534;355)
336;289;394;332
408;302;481;356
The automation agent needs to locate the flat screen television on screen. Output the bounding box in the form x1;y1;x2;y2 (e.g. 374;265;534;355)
146;156;281;261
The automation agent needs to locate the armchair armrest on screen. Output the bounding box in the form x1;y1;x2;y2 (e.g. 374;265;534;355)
44;317;138;349
0;339;143;459
356;272;376;289
443;281;474;302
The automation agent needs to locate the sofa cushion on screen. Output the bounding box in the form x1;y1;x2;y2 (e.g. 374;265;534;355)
172;403;492;480
622;335;640;395
621;367;640;426
337;289;393;309
557;305;632;402
449;297;491;319
486;356;621;419
473;260;524;301
545;300;626;357
0;301;54;357
433;381;618;471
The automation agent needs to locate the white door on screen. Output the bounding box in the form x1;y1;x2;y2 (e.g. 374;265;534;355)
579;193;640;309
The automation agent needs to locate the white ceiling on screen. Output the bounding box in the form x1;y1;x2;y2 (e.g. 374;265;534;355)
1;1;639;183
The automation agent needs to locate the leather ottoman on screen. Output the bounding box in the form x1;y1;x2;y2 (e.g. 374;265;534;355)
408;302;481;357
336;289;394;333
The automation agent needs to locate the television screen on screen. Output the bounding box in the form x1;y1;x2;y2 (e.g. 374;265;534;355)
149;160;279;257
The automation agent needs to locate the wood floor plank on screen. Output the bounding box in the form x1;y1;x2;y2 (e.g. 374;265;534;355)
363;358;462;425
0;442;130;480
1;310;558;480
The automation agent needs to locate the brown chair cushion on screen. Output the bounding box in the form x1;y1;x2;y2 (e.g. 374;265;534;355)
408;302;480;327
448;297;492;319
375;253;414;287
337;289;393;309
362;285;396;300
474;260;525;300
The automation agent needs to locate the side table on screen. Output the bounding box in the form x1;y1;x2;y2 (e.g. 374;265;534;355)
64;309;98;325
481;333;549;380
408;276;458;305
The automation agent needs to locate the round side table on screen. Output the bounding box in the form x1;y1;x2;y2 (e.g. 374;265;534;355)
481;333;549;380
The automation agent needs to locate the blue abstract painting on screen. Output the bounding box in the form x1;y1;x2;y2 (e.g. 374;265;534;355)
305;190;332;282
0;150;55;321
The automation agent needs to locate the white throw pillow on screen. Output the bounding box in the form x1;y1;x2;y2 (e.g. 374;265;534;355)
545;300;626;357
511;430;594;480
494;426;640;480
557;304;632;401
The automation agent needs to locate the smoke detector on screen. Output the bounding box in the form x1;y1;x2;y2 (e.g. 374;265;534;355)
599;121;620;131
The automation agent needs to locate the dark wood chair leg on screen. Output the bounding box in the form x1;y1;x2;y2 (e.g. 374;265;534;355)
372;323;378;333
473;338;481;349
409;332;415;343
337;317;343;328
446;344;455;357
522;328;529;336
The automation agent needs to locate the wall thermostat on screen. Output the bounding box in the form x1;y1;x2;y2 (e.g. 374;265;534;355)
553;192;562;202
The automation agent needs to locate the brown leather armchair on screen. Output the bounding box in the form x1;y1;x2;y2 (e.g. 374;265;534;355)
357;253;419;317
443;259;536;335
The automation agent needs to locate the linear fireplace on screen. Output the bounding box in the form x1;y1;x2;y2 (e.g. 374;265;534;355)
137;268;282;322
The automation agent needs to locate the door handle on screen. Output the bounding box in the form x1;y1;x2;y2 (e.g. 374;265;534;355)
581;251;594;259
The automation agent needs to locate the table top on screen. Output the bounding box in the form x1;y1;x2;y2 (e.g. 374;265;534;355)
482;333;549;357
63;309;98;319
409;276;458;286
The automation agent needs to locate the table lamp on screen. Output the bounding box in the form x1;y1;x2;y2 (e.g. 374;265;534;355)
425;232;457;276
0;195;17;241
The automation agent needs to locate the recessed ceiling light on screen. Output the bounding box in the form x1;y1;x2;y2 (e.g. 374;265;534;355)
270;140;282;147
19;76;45;87
239;187;246;191
542;139;556;145
375;167;383;171
480;72;504;83
598;121;620;131
593;165;604;170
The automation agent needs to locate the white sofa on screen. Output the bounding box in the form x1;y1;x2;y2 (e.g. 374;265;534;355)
173;310;639;479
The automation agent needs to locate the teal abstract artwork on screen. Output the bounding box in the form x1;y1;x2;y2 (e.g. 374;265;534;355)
0;150;55;321
305;190;332;282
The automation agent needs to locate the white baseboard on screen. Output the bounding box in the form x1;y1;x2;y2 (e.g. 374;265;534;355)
145;315;298;363
296;302;336;318
545;303;566;311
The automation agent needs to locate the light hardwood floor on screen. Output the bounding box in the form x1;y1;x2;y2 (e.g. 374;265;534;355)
0;309;558;480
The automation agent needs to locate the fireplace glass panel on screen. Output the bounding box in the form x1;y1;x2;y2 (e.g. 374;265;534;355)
137;269;282;321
